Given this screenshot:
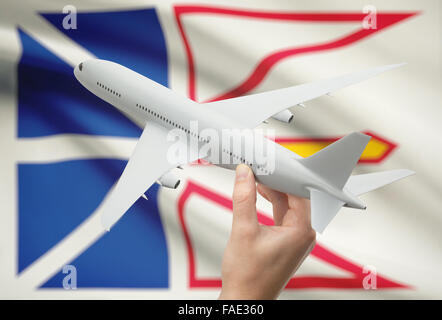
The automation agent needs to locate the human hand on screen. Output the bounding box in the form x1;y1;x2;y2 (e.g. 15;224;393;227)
219;164;316;300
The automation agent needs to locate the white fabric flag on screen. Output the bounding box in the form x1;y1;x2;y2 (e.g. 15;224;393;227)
0;0;440;299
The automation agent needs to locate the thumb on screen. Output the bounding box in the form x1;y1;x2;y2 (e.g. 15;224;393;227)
232;164;258;228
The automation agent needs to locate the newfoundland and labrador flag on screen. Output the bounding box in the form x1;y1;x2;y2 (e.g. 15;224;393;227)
0;0;441;299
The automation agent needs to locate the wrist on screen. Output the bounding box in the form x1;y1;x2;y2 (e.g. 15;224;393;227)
219;286;278;300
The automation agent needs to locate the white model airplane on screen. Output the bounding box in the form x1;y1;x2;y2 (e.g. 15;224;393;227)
74;59;413;233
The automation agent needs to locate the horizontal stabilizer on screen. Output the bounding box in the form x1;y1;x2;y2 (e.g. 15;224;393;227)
301;132;371;189
345;169;415;196
310;189;344;233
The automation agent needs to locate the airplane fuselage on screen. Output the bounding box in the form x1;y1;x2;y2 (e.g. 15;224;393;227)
74;59;364;209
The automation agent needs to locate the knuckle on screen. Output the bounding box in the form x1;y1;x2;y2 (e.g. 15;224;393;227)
233;222;257;239
305;228;316;244
289;225;316;244
297;228;316;249
289;197;310;212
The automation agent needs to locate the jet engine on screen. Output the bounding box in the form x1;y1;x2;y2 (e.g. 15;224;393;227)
271;109;294;123
157;171;181;189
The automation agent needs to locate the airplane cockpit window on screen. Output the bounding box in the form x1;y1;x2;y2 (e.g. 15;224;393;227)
79;63;83;71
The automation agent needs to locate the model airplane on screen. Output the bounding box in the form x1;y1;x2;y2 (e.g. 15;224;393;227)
74;59;413;233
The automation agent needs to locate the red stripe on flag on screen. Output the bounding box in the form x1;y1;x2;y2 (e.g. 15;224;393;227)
174;5;418;102
177;180;410;289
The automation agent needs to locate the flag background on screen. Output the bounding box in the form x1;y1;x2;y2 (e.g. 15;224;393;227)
0;0;441;299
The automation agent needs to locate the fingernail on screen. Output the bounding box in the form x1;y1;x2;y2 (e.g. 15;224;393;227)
236;164;249;181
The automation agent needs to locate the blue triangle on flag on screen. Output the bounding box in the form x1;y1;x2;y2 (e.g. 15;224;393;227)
19;159;169;288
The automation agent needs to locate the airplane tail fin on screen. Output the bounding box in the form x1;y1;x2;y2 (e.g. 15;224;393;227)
300;132;371;189
300;132;414;233
309;169;415;233
300;132;370;232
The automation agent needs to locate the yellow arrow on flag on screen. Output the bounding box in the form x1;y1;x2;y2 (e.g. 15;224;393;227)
275;131;397;163
194;131;396;166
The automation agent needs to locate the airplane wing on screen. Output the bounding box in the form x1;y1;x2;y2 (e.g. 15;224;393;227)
205;64;404;128
100;121;201;230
